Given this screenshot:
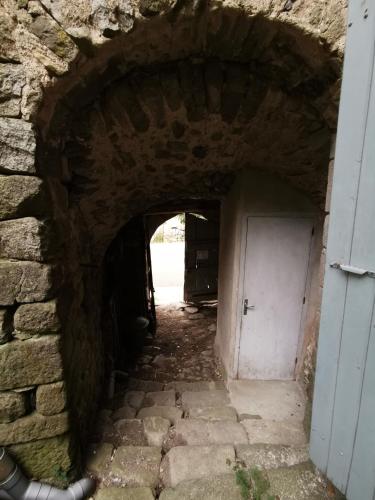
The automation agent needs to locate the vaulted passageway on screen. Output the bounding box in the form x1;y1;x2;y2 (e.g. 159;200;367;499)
0;0;345;488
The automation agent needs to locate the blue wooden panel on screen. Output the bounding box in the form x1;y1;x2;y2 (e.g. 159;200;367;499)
310;0;375;481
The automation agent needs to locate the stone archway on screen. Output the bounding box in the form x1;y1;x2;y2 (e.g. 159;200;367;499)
0;0;345;484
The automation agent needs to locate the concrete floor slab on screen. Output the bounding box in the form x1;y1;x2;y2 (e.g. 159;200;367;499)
159;474;243;500
228;380;305;422
160;445;235;487
241;419;307;446
236;444;309;469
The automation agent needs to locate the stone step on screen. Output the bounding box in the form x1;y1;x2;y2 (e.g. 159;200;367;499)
164;381;226;393
106;446;162;488
137;405;183;424
181;389;230;410
160;445;235;487
185;406;238;422
236;444;309;469
266;462;334;499
159;474;243;500
127;378;165;392
165;419;248;449
94;486;155;499
143;389;176;407
241;418;307;446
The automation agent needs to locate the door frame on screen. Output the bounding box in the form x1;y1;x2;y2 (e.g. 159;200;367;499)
232;212;316;379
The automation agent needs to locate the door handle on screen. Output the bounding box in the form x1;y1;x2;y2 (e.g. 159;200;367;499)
243;299;255;315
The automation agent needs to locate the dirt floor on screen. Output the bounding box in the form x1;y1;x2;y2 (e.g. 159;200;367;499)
126;302;222;383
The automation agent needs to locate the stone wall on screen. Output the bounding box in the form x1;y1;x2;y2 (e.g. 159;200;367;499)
0;0;347;483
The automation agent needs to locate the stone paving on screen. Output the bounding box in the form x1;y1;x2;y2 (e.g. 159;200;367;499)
86;379;343;499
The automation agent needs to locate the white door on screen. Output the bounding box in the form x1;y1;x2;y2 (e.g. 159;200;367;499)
238;216;313;380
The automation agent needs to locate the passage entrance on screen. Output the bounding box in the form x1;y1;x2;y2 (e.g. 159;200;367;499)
238;216;314;380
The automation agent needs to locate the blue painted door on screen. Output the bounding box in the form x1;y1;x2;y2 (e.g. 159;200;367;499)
310;2;375;498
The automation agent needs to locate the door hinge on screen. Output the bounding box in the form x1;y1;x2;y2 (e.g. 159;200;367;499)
330;262;375;278
243;299;255;315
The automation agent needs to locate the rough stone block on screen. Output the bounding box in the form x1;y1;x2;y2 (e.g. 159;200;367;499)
143;416;170;447
160;445;235;487
0;118;36;174
143;390;175;407
112;406;136;421
0;336;63;390
0;175;48;220
186;406;238;422
122;390;145;410
14;300;61;338
0;308;13;344
36;381;66;416
127;378;164;392
108;446;161;488
0;218;58;261
0;260;60;305
9;434;72;484
86;442;113;477
165;419;248;449
113;419;148;446
181;390;230;410
241;419;307;446
164;381;225;393
0;411;69;445
0;64;26;117
95;486;155;500
267;463;329;499
236;444;309;470
159;474;243;500
136;406;182;425
0;391;27;423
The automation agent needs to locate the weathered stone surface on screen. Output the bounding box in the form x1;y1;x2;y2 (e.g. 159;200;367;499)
36;381;66;416
113;419;148;446
0;391;27;423
108;446;161;488
0;308;13;344
95;486;155;500
143;390;175;407
159;474;243;500
0;261;60;305
29;14;78;61
143;416;170;447
0;175;48;220
181;390;230;410
112;406;137;421
14;300;61;337
236;444;310;470
0;64;26;117
137;406;182;425
86;442;113;477
165;419;248;449
9;434;72;483
164;381;225;393
0;411;69;445
0;118;36;174
186;406;237;422
127;378;164;392
241;419;307;446
267;463;331;499
0;218;58;261
0;336;63;390
122;390;145;409
160;445;235;487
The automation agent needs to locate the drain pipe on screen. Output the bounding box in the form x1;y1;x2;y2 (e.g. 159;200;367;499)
0;447;95;500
